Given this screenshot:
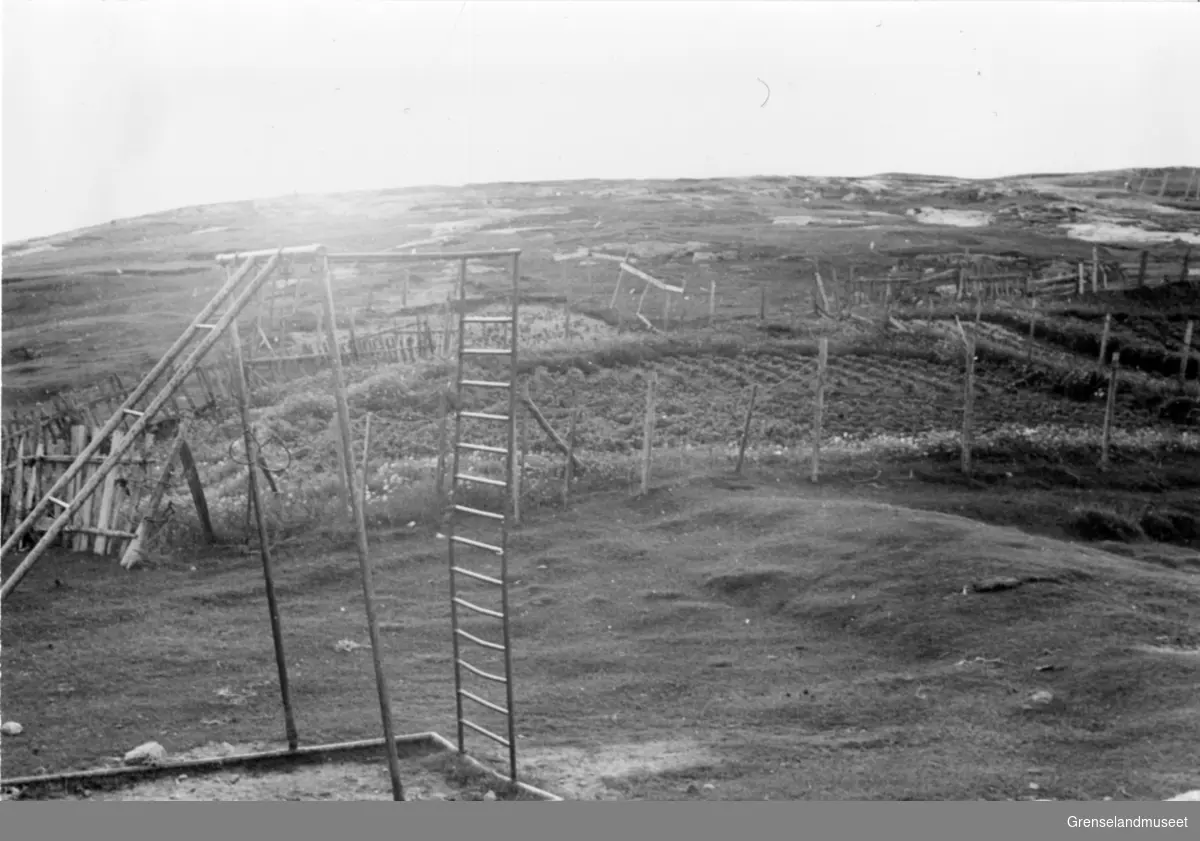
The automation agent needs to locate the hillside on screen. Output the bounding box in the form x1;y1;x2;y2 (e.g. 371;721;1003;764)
2;167;1199;801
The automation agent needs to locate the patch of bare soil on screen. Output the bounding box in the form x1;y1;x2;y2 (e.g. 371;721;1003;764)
519;739;721;800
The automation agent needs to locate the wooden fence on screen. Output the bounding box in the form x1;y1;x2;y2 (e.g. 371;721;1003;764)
1;424;160;558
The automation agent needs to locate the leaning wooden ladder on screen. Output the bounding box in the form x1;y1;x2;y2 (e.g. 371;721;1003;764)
0;246;311;602
445;251;522;783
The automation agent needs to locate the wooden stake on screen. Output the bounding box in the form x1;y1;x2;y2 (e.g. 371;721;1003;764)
708;278;716;326
562;410;578;507
961;334;976;477
1078;262;1085;296
1092;246;1099;293
1180;249;1192;285
1137;250;1149;286
811;339;828;483
520;393;585;476
69;425;89;551
515;382;530;526
1099;313;1111;367
1101;352;1120;470
436;390;449;502
640;373;657;496
1180;320;1195;387
609;267;625;310
735;384;758;475
1027;299;1037;364
760;284;767;322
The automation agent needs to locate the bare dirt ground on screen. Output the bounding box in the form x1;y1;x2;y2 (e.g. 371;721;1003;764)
3;168;1199;800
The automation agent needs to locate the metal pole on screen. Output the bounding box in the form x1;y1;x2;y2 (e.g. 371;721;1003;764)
319;256;405;801
502;252;521;782
228;308;300;753
448;260;468;753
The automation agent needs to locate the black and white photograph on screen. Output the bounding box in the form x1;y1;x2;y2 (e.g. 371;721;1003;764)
2;0;1199;810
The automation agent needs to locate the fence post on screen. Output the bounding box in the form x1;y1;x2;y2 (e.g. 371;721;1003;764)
811;338;828;484
640;373;657;496
1098;313;1111;368
735;384;758;475
1137;250;1149;286
1181;249;1192;285
1101;352;1121;470
1027;298;1037;363
961;331;976;478
562;409;578;507
1180;320;1195;389
708;278;716;327
760;284;767;322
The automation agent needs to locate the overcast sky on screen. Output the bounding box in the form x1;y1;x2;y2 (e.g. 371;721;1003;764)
3;0;1197;244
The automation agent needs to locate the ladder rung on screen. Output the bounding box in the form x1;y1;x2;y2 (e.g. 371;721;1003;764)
457;658;508;684
453;504;505;521
48;496;70;509
460;718;511;748
196;323;218;330
459;689;510;716
451;535;503;555
464;316;514;324
459;411;510;422
462;348;513;356
460;379;512;390
455;628;506;652
457;442;507;456
453;565;504;586
121;409;145;418
453;596;505;620
455;473;507;489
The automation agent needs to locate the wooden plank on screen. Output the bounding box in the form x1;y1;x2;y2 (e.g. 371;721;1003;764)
179;439;215;543
620;262;684;294
6;435;27;540
93;431;123;555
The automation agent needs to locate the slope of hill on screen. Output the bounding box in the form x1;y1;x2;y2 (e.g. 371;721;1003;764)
2;168;1199;800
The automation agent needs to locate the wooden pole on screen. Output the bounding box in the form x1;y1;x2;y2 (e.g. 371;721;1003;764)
1027;298;1037;363
229;313;300;753
760;284;767;322
1180;320;1195;388
520;393;585;477
608;267;625;310
811;338;828;483
1091;248;1099;294
1078;262;1085;296
1137;250;1149;286
640;373;657;496
321;256;405;801
1101;352;1120;470
515;382;529;526
178;439;214;544
961;332;976;477
562;409;578;507
735;384;758;475
435;390;449;502
1180;249;1192;285
1098;313;1111;367
708;278;716;327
